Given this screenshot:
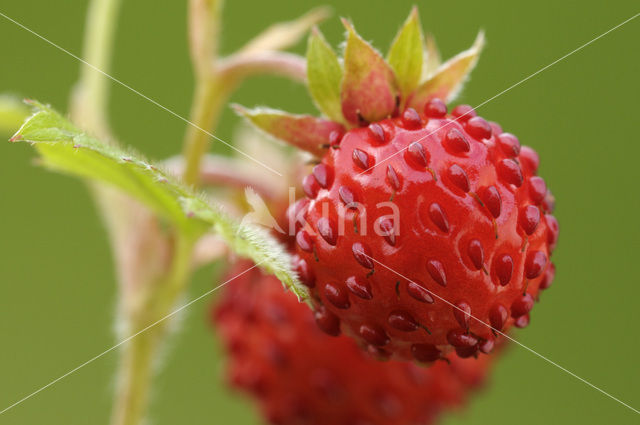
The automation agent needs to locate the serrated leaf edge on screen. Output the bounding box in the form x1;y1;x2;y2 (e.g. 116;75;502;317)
11;101;308;299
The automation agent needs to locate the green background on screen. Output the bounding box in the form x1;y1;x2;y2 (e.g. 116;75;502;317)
1;0;639;424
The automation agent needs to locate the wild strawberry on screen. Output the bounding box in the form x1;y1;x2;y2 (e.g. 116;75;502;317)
213;261;495;425
236;8;558;361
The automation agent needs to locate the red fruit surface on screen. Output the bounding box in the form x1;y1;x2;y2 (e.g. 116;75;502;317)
293;101;558;361
213;262;494;425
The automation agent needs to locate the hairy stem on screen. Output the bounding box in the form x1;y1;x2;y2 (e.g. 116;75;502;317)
111;233;194;425
110;329;160;425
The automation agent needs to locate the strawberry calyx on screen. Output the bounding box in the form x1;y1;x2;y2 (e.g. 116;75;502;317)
235;7;484;156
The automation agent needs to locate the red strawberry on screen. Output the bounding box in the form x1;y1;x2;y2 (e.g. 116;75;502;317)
214;261;495;425
292;102;557;361
237;8;558;361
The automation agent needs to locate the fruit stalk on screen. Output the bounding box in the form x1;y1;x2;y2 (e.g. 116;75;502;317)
180;52;307;186
182;0;312;186
182;0;226;186
181;76;229;186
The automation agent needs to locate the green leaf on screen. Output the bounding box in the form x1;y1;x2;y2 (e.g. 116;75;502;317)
234;105;344;157
181;197;307;299
387;7;424;98
11;101;308;299
341;19;399;125
307;27;345;123
0;95;30;135
409;30;485;109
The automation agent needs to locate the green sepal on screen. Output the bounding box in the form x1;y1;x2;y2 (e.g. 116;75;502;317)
242;7;331;54
340;19;399;125
11;101;308;299
423;34;442;79
234;105;344;157
306;27;345;124
387;7;424;99
409;30;485;109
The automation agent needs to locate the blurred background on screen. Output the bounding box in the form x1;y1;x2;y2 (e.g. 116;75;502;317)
1;0;639;424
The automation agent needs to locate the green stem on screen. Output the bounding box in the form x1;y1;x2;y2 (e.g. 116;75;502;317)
150;232;197;318
180;49;309;185
110;330;159;425
182;0;229;187
111;233;194;425
189;0;224;76
70;0;312;423
72;0;122;138
70;1;199;424
181;77;231;186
